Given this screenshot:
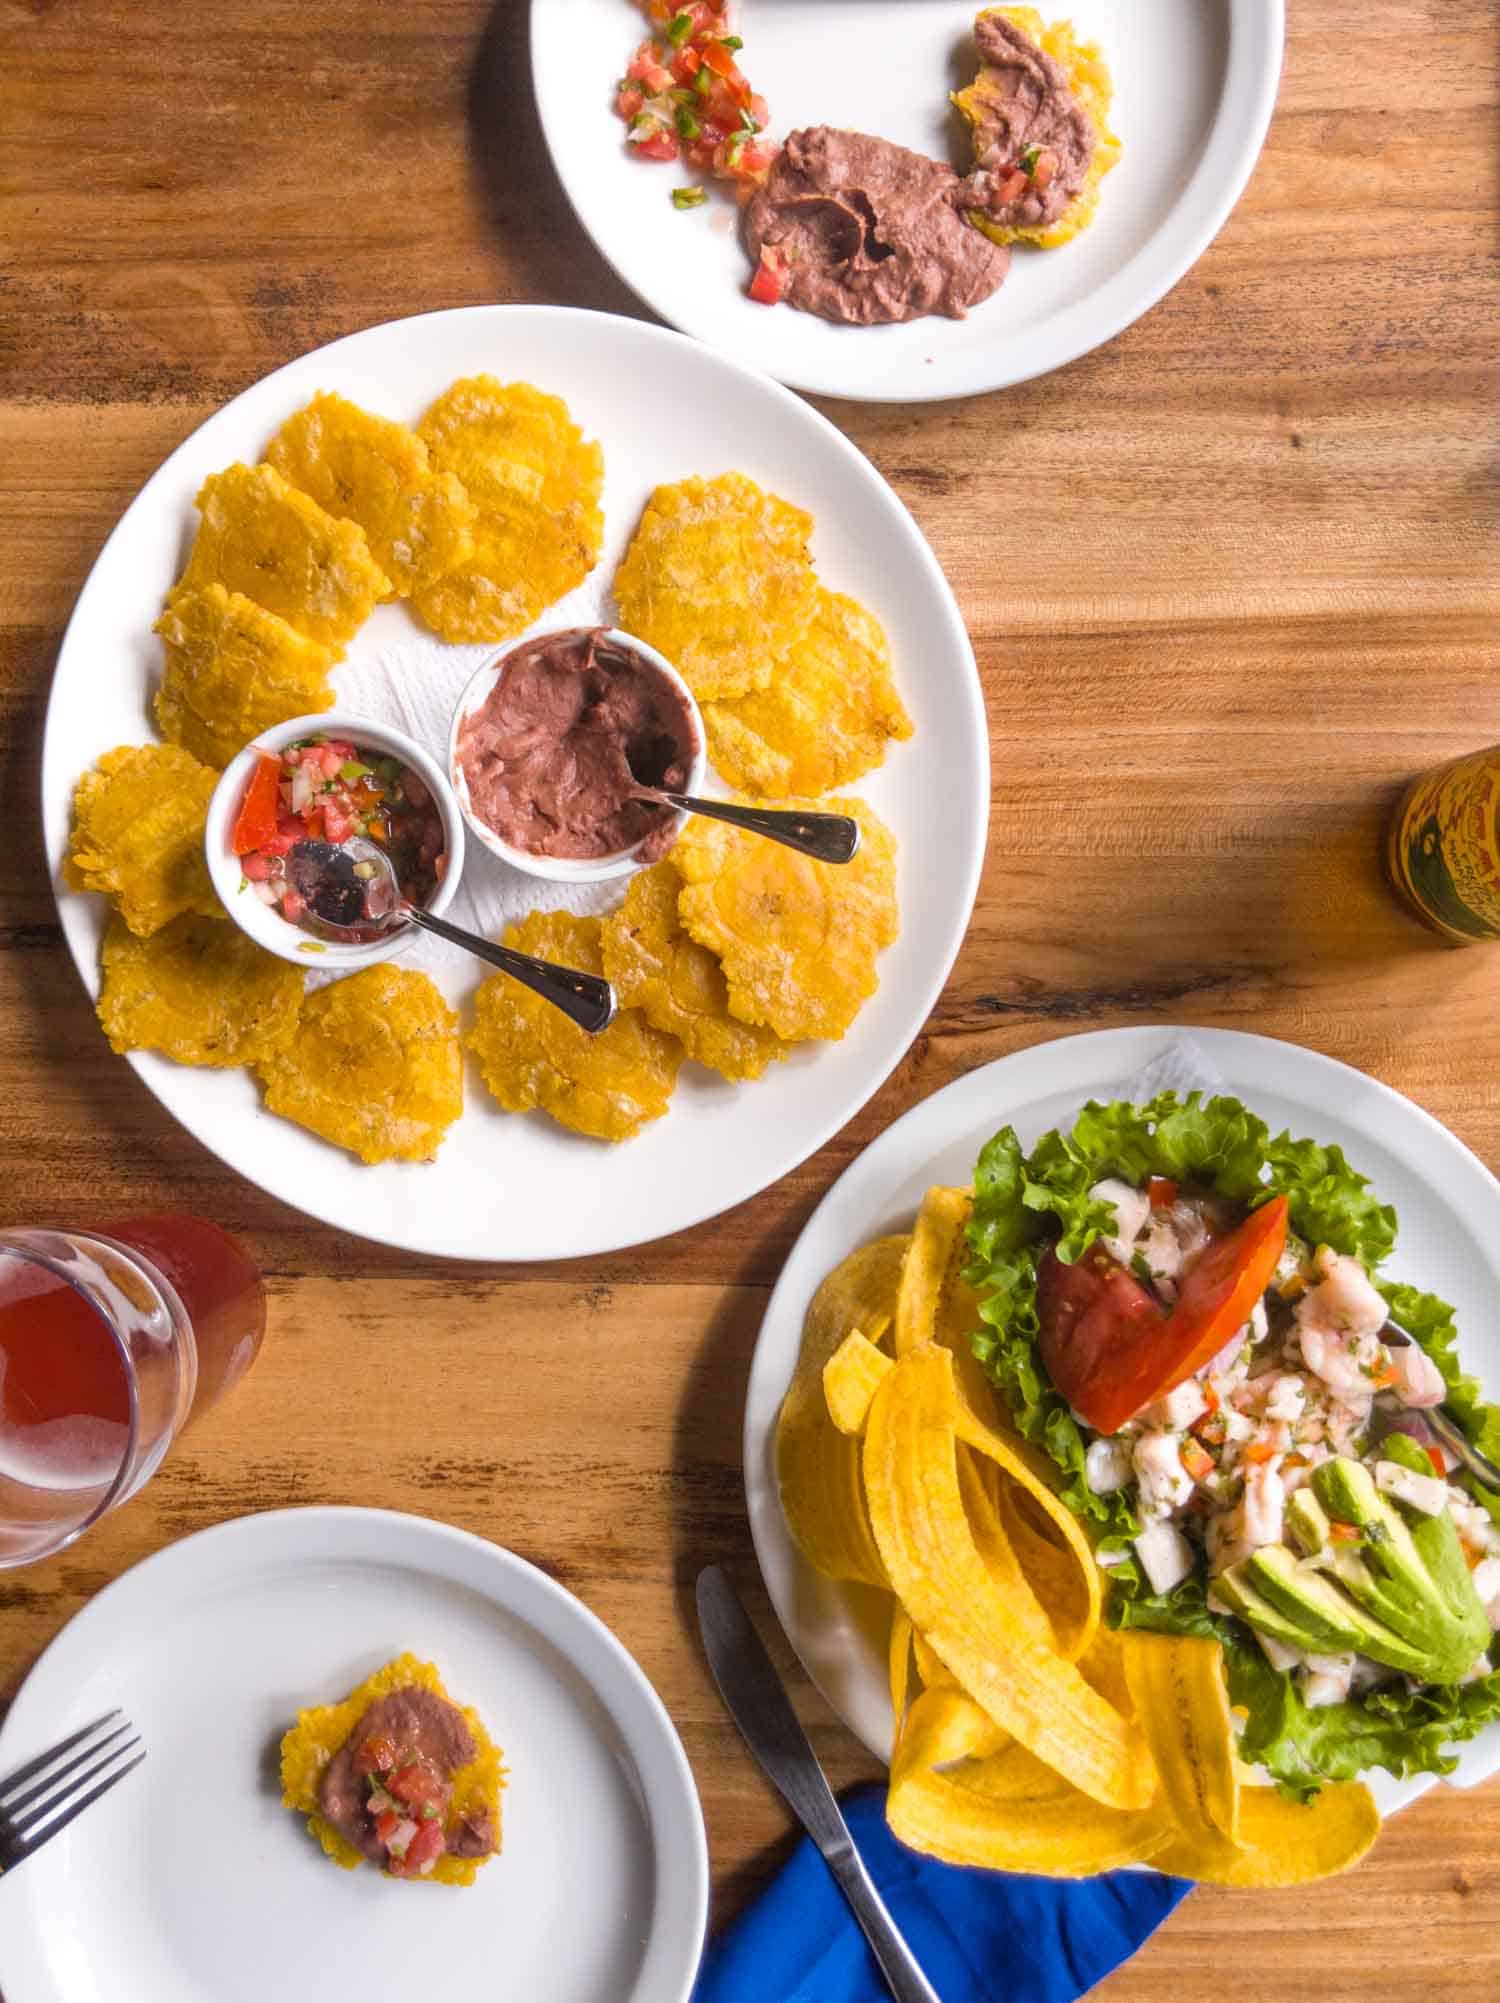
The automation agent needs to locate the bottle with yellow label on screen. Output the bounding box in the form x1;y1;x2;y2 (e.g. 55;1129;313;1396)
1385;745;1500;943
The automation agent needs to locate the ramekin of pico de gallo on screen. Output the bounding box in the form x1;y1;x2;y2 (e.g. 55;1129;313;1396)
204;712;465;969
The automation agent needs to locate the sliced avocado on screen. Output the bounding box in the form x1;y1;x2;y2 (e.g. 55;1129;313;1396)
1238;1545;1434;1676
1285;1489;1331;1557
1376;1434;1490;1672
1312;1457;1477;1681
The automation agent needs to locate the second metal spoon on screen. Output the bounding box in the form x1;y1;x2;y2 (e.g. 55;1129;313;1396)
286;838;617;1035
634;786;861;865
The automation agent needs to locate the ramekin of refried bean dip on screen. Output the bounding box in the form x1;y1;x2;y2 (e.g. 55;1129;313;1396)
449;626;704;884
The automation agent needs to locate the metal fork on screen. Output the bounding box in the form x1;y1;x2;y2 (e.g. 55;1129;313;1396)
0;1711;145;1877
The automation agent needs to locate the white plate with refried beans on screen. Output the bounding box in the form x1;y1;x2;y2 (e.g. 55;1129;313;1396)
0;1510;708;2003
531;1;1284;401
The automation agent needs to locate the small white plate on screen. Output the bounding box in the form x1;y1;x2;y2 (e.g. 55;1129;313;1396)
744;1026;1500;1817
41;304;987;1260
531;1;1284;403
0;1510;708;2003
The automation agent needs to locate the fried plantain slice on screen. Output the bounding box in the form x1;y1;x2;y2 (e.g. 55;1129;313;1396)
67;742;222;938
599;860;786;1083
153;584;336;767
257;963;463;1164
613;472;818;701
97;910;304;1067
674;794;899;1041
172;461;391;655
410;377;604;643
703;588;913;797
265;390;478;599
466;908;681;1142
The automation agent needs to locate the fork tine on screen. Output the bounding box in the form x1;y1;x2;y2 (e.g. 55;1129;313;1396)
11;1735;144;1840
0;1712;123;1808
13;1747;145;1860
3;1720;132;1820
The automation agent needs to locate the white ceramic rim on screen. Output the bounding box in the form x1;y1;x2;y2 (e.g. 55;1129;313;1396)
204;710;467;970
447;626;707;884
529;0;1286;403
0;1506;710;2003
743;1024;1500;1817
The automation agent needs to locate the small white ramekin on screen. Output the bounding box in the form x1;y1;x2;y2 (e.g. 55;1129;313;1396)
204;710;466;969
447;627;706;885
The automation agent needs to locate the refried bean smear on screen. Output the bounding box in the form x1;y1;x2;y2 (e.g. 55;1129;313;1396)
456;626;700;864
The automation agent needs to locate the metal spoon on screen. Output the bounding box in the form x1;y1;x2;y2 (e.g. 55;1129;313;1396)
286;838;617;1035
627;759;861;865
1381;1318;1500;1489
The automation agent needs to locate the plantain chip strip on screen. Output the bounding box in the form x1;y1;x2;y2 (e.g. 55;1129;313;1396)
863;1343;1154;1812
823;1328;894;1436
1150;1781;1381;1888
1122;1632;1242;1850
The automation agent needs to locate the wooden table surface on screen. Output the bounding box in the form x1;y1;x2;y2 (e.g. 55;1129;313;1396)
3;0;1499;1993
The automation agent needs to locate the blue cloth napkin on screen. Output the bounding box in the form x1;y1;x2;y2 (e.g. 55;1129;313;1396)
695;1783;1190;2003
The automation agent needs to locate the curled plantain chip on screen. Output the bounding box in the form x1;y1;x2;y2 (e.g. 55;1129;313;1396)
776;1237;906;1590
864;1343;1152;1811
1122;1632;1241;1851
822;1329;893;1437
1150;1781;1381;1888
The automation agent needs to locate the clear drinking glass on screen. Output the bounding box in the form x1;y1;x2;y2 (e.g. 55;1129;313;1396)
0;1218;265;1569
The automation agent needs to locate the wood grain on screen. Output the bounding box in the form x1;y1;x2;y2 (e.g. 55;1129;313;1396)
1;0;1498;1991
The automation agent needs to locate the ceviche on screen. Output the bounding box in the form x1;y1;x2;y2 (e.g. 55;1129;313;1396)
967;1091;1500;1798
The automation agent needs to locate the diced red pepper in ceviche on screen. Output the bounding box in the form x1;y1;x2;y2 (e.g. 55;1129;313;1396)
232;734;446;944
615;2;776;198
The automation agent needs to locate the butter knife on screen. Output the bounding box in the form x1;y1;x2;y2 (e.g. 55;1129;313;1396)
695;1566;943;2003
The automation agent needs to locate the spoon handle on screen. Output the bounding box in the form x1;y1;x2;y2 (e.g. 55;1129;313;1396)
663;793;861;865
405;907;617;1035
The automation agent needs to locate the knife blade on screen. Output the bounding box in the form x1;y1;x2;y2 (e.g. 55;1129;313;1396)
696;1565;943;2003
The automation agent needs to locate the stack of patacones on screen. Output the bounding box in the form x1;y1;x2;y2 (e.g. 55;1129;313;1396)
66;380;914;1162
777;1186;1385;1885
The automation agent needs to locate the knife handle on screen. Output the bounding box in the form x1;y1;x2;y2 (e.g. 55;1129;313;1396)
822;1837;945;2003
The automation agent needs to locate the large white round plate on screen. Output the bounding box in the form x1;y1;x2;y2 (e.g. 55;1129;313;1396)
41;305;987;1259
744;1026;1500;1817
0;1509;708;2003
531;1;1283;403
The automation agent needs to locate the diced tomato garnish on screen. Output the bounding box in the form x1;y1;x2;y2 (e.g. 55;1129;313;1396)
625;41;673;93
1242;1439;1279;1466
670;44;701;83
1038;1197;1290;1436
390;1763;449;1815
321;803;353;844
280;888;307;923
403;1820;447;1875
260;829;295;858
1180;1439;1215;1483
616;82;645;120
1147;1177;1178;1209
747;93;769;130
241;851;275;882
632;125;679;163
701;39;738;79
748;248;787;306
373;1808;401;1845
356;1734;399;1775
1032;150;1057;190
231;752;281;857
1425;1443;1447;1477
996;169;1029;204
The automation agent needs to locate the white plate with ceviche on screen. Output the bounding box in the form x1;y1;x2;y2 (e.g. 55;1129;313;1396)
0;1509;708;2003
744;1027;1500;1880
41;304;986;1259
530;1;1283;403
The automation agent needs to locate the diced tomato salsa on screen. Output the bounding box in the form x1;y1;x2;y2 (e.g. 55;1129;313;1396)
357;1734;453;1879
616;2;775;195
233;737;445;942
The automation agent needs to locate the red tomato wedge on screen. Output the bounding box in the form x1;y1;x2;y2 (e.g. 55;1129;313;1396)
230;751;281;856
1038;1195;1290;1436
